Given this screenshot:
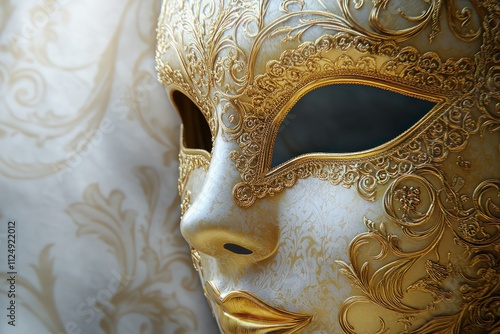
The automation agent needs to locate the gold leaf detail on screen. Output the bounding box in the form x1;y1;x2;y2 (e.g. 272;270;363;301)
338;168;500;333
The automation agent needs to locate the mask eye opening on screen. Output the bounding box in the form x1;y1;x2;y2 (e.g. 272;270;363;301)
269;83;438;168
171;90;213;153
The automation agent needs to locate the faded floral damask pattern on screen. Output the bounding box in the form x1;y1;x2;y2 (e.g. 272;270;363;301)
0;1;218;333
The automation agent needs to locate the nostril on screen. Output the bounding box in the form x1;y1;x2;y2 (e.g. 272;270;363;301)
181;209;278;260
224;243;253;255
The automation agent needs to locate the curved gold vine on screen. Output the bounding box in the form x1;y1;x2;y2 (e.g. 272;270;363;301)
336;166;500;333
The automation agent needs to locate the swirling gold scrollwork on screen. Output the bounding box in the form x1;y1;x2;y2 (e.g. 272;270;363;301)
275;0;481;44
338;0;482;43
156;0;268;136
336;166;500;333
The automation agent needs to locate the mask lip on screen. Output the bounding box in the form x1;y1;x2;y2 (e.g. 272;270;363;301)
263;77;446;177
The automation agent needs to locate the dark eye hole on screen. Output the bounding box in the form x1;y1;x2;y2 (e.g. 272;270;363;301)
171;91;212;152
271;84;436;167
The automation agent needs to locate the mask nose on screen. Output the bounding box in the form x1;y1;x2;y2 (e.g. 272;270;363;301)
180;158;279;262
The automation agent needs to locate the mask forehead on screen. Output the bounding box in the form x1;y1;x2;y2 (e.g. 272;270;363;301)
156;0;483;119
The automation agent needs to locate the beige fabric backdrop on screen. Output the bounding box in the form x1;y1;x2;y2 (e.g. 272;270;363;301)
0;0;218;333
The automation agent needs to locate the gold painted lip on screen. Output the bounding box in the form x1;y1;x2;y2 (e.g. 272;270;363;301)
204;281;313;334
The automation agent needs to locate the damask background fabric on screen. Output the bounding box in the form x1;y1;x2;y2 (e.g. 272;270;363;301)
0;1;218;333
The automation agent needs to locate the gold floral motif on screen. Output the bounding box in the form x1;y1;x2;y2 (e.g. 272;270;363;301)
393;185;422;221
406;257;453;308
336;167;500;333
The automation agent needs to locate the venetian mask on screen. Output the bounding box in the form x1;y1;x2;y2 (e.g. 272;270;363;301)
156;1;500;333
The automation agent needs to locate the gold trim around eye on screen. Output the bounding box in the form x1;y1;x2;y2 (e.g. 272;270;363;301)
228;28;484;207
264;76;446;177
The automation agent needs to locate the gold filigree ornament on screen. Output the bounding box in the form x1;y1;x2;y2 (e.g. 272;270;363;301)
157;0;499;332
336;167;500;333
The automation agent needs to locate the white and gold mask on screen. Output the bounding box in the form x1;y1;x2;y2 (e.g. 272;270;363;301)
156;1;499;333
